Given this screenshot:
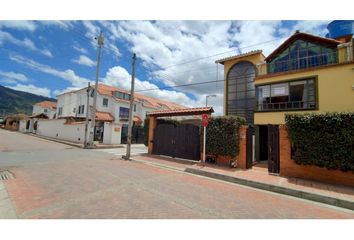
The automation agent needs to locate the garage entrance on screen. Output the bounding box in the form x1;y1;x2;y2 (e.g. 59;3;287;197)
153;123;200;161
147;107;214;162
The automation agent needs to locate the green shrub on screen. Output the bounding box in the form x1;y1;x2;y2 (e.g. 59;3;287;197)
203;116;246;158
285;112;354;172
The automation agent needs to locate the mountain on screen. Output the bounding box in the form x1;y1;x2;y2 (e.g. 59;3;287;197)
0;85;56;116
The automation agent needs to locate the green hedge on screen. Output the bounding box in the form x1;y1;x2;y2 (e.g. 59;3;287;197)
285;112;354;172
204;116;246;158
143;118;179;146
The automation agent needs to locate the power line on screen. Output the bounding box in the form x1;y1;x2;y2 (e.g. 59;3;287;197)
135;70;259;93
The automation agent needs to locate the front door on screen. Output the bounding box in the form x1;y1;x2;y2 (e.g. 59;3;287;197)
268;124;280;174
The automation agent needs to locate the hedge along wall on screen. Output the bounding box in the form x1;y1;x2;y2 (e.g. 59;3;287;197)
285;112;354;172
204;116;246;163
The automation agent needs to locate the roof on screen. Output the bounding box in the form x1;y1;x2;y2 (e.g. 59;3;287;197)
29;113;49;119
95;111;114;122
265;31;341;62
215;50;264;64
148;107;214;117
95;83;185;110
133;115;143;124
35;101;57;110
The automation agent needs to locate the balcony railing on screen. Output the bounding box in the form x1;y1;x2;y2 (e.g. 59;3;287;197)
267;51;338;74
257;100;316;111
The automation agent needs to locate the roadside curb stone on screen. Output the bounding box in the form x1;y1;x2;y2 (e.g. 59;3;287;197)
185;167;354;211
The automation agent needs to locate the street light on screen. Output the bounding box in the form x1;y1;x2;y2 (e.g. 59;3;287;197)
205;94;216;107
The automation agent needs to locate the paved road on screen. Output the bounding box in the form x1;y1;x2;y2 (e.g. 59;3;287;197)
0;129;353;218
96;144;148;157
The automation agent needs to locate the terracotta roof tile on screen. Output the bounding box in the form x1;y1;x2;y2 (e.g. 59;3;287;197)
215;50;264;64
148;107;214;117
35;101;57;110
133;115;143;124
95;111;114;122
95;84;185;110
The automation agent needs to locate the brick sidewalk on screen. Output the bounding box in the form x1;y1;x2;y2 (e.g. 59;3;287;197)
131;154;354;210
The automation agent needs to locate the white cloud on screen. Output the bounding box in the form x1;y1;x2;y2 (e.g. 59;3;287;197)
6;84;51;97
10;54;91;88
72;55;96;67
0;71;28;82
0;30;53;58
100;20;331;116
291;20;329;36
39;21;74;30
0;21;36;31
73;44;88;54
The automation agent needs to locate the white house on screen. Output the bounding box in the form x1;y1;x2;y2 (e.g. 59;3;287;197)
33;83;185;145
32;101;57;119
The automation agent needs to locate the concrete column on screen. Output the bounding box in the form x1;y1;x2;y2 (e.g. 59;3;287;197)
147;116;157;154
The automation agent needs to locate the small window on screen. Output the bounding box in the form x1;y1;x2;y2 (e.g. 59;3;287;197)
58;107;63;116
44;109;48;113
73;108;76;113
103;98;108;107
133;104;136;112
78;105;85;114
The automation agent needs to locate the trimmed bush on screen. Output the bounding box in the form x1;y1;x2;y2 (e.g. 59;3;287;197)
285;112;354;172
204;116;246;158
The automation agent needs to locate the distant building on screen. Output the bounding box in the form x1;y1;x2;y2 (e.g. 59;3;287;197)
29;83;185;145
32;101;57;119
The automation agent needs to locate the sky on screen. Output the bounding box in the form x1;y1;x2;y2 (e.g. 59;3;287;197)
0;20;332;115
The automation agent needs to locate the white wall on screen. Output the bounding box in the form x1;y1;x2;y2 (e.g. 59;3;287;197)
19;120;28;133
36;119;86;143
32;105;56;119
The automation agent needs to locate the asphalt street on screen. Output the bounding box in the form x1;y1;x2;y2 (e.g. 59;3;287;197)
0;129;353;218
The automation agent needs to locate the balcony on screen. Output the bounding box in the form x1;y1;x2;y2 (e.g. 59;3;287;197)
267;51;338;74
257;100;316;112
256;40;353;76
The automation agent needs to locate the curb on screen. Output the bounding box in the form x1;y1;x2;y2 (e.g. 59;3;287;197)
185;167;354;211
28;134;83;148
26;133;125;149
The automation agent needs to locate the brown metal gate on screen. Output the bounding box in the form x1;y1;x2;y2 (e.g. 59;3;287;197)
153;123;200;161
268;124;280;174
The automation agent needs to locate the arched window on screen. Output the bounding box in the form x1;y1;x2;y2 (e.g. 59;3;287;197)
227;61;256;124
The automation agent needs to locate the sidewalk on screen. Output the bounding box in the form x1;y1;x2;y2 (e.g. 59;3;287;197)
131;154;354;211
27;133;124;149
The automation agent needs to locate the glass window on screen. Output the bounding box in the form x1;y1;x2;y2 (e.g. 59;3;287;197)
119;107;129;119
268;40;337;73
103;98;108;107
256;78;316;111
226;61;256;124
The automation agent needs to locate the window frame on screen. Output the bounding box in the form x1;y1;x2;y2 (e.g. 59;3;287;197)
255;76;318;112
102;98;109;107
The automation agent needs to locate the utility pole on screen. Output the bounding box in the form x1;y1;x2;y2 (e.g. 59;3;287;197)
84;82;91;148
123;53;136;160
88;31;104;148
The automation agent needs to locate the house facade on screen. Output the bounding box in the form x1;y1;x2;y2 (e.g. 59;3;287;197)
38;83;185;145
32;101;57;119
217;24;354;173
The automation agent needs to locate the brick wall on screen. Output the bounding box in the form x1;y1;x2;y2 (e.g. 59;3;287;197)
237;126;247;169
213;126;247;169
279;125;354;188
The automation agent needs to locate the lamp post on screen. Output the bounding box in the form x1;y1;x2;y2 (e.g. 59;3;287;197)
205;94;216;107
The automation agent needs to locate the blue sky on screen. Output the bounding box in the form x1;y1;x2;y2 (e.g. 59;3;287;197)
0;20;332;114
